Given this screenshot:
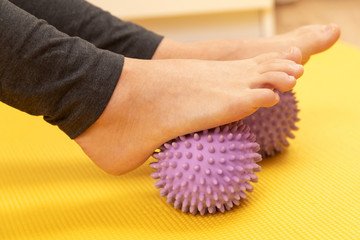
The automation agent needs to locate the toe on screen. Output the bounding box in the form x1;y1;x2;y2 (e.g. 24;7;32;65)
294;24;341;63
322;23;341;45
295;24;340;44
312;24;341;52
259;59;304;78
249;89;280;108
251;72;297;92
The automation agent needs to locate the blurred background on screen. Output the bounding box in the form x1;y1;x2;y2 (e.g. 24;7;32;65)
276;0;360;47
88;0;359;46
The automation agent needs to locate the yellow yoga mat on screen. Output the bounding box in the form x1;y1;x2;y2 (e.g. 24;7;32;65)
1;42;360;240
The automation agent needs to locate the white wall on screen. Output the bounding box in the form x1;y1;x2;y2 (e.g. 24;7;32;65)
87;0;275;41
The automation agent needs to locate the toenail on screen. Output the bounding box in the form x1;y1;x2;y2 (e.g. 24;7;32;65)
290;64;303;72
287;47;296;54
329;23;339;32
289;75;296;81
322;24;332;31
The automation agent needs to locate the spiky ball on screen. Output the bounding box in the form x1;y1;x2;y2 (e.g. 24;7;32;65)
243;90;300;157
151;121;262;215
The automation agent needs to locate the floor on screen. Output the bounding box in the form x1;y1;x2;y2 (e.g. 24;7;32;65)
275;0;360;47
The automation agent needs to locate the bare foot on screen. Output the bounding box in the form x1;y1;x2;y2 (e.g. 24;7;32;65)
153;24;340;64
75;48;303;175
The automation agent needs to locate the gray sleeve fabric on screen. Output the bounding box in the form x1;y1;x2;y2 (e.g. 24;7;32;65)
8;0;164;59
0;0;125;139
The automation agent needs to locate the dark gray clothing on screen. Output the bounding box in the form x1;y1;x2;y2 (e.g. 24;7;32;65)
8;0;163;59
0;0;163;138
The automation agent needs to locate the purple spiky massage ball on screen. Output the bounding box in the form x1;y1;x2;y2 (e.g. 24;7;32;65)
243;90;300;157
151;121;262;215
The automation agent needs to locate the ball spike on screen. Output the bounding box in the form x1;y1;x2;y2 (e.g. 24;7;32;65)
175;152;182;159
206;198;212;208
179;136;186;141
208;206;216;214
165;152;173;159
214;127;221;134
151;172;160;179
220;146;226;153
182;163;189;170
172;142;179;149
194;165;201;172
194;133;201;141
190;205;197;215
232;199;240;206
218;204;225;213
188;174;195;181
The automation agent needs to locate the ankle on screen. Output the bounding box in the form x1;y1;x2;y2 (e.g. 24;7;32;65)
152;38;191;59
152;38;232;60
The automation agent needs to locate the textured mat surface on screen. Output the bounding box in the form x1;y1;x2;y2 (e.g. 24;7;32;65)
1;42;360;239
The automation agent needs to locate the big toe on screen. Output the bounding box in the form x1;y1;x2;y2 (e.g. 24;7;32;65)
313;24;340;51
295;24;341;63
321;23;341;42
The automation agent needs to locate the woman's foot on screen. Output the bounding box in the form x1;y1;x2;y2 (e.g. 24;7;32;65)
75;47;303;175
153;24;340;64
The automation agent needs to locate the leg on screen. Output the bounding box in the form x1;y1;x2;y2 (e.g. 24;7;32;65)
3;0;304;175
9;0;163;59
153;24;340;64
9;1;339;64
0;0;123;138
75;48;304;175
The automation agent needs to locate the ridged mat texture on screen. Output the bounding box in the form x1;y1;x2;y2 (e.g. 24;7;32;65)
1;42;360;239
